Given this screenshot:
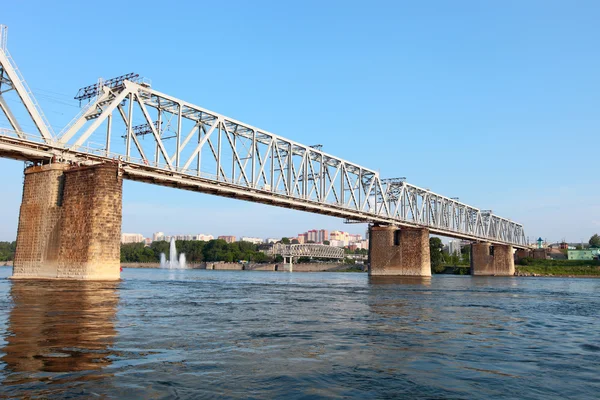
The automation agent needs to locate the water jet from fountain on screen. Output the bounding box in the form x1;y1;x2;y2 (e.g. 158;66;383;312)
160;238;188;269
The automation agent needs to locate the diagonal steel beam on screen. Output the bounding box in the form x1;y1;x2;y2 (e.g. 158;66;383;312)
0;95;23;137
133;90;173;170
182;119;218;171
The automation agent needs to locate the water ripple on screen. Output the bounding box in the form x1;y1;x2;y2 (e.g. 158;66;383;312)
0;269;599;398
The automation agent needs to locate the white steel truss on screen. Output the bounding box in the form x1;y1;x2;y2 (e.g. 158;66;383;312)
272;243;345;259
0;25;527;248
0;26;54;143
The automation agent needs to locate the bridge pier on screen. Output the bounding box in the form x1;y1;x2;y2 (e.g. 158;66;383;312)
13;163;122;280
470;242;514;276
368;225;431;277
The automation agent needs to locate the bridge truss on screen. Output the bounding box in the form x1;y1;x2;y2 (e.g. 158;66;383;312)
0;25;527;248
272;243;345;259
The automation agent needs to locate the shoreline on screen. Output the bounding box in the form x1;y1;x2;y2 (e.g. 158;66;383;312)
3;262;599;278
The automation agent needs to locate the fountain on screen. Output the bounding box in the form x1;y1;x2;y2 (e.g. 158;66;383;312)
160;238;188;269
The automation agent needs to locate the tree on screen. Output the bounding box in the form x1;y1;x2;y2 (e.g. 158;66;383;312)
0;241;16;262
323;240;330;245
460;245;471;265
122;239;271;264
281;237;290;244
252;252;268;263
120;243;155;263
429;237;444;271
589;234;600;248
291;239;300;244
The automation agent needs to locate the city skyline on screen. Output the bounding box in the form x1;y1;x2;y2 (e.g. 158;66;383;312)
122;226;365;245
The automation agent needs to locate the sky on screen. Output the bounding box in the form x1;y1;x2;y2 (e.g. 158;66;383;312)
0;1;598;244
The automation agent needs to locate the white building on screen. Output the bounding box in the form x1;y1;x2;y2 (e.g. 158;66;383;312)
348;234;362;244
153;232;165;241
265;238;279;244
448;240;462;256
193;234;214;241
240;237;264;245
121;233;145;244
329;239;346;248
330;230;350;246
352;239;369;250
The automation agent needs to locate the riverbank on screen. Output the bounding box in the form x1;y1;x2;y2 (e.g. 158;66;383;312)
515;266;600;277
435;261;600;277
515;259;600;277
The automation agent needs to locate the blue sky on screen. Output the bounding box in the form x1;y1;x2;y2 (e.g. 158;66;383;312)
0;1;598;243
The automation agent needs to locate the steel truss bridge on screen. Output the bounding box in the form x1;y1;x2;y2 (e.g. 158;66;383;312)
271;243;345;259
0;25;526;248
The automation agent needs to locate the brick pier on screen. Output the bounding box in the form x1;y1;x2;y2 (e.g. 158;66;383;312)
13;163;122;280
368;225;431;276
470;242;514;276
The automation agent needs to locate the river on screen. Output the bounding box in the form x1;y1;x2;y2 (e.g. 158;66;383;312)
0;267;599;399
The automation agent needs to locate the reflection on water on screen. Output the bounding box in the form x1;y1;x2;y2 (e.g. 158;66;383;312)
369;275;432;286
1;280;118;392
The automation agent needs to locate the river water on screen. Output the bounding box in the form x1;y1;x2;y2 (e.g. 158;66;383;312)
0;267;599;399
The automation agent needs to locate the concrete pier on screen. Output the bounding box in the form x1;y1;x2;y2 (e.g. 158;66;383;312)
470;242;514;276
13;163;122;280
368;225;431;277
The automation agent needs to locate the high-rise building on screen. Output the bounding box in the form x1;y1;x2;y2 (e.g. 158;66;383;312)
297;233;308;243
153;232;165;241
448;240;461;256
318;229;329;243
307;229;318;243
330;230;350;245
218;235;236;243
121;233;145;244
348;234;362;243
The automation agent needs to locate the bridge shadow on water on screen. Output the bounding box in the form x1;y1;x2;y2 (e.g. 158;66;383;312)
368;276;432;286
1;280;119;394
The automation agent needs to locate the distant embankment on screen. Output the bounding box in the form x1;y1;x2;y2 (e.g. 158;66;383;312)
1;261;12;267
515;259;600;277
515;265;600;277
122;262;365;272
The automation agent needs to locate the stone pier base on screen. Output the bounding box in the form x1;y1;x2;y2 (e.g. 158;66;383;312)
471;242;514;276
13;163;122;280
368;226;431;277
515;248;530;260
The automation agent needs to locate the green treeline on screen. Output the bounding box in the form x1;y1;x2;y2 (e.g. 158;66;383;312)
516;257;600;276
429;237;471;274
121;239;273;263
121;240;359;265
0;241;16;261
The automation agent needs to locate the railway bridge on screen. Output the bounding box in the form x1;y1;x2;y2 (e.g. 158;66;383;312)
0;26;526;280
